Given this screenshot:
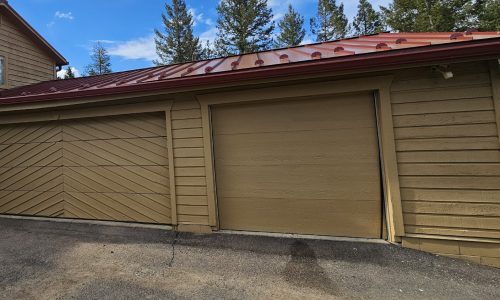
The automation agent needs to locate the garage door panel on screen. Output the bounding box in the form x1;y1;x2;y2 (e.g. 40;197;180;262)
217;165;380;200
219;197;381;237
104;139;168;164
15;192;65;216
213;94;382;238
0;166;63;192
65;192;171;223
0;112;171;224
0;121;61;144
63;169;111;193
63;113;166;141
0;142;62;168
0;190;63;215
63;166;169;194
215;130;379;166
213;94;376;134
63;138;167;166
63;141;131;166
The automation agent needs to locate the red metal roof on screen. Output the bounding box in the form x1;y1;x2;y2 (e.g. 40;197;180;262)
1;31;499;105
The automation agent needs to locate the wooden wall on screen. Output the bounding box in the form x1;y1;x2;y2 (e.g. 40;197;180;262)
170;99;210;228
0;121;64;217
391;61;500;267
0;112;171;224
0;13;55;89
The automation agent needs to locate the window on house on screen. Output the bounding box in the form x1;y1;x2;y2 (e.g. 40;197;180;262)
0;56;5;86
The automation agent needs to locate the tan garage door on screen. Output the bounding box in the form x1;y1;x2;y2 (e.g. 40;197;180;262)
212;93;382;238
0;112;171;224
0;120;64;217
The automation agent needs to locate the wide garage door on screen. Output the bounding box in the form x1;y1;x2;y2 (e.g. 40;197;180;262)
212;93;382;238
0;112;171;224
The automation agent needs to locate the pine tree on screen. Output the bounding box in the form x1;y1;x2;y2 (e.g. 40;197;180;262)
154;0;202;65
333;2;349;38
200;40;217;60
275;4;306;47
84;42;112;76
310;0;349;42
64;66;75;79
381;0;477;32
476;0;500;31
352;0;384;35
214;0;275;55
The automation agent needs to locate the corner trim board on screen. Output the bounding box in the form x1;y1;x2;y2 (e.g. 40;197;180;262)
165;101;177;225
488;60;500;145
200;102;218;227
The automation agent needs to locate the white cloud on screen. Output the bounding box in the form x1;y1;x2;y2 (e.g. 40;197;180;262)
55;11;74;20
199;27;218;44
272;13;284;22
91;40;116;44
300;38;315;45
107;35;158;61
188;7;213;26
57;67;81;79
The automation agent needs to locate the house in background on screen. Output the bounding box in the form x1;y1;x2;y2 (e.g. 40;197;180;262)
0;0;67;90
0;1;499;268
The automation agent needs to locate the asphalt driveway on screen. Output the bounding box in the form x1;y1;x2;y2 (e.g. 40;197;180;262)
0;217;499;300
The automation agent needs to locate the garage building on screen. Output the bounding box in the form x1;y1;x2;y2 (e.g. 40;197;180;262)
0;31;499;267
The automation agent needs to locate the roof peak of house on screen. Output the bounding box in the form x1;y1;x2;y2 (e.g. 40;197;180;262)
0;0;67;66
1;31;499;105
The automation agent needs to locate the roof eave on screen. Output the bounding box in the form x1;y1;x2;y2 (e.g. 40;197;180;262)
0;1;68;66
1;37;499;105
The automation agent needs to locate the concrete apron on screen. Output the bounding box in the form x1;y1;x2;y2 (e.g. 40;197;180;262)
0;214;388;244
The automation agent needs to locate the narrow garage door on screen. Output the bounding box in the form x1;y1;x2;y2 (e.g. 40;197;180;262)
62;113;171;223
0;112;171;224
212;93;382;238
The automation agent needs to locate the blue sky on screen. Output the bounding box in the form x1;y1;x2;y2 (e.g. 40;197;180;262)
9;0;391;77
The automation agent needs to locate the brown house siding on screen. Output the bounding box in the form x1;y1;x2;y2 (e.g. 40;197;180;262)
0;59;499;267
0;120;64;216
0;112;172;223
170;99;210;228
0;13;55;89
391;61;500;267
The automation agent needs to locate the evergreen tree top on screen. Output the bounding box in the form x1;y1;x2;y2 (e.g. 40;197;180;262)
275;4;306;48
215;0;275;56
154;0;202;65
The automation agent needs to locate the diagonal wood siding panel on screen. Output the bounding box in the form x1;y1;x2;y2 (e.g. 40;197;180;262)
0;121;64;216
0;112;171;224
61;112;171;224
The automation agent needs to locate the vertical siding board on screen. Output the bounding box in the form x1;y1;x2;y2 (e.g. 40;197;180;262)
378;84;405;239
165;103;178;225
200;102;217;227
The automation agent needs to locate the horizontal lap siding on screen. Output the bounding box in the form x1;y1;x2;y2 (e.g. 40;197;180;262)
402;237;500;268
391;62;500;241
171;99;209;225
0;14;55;88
